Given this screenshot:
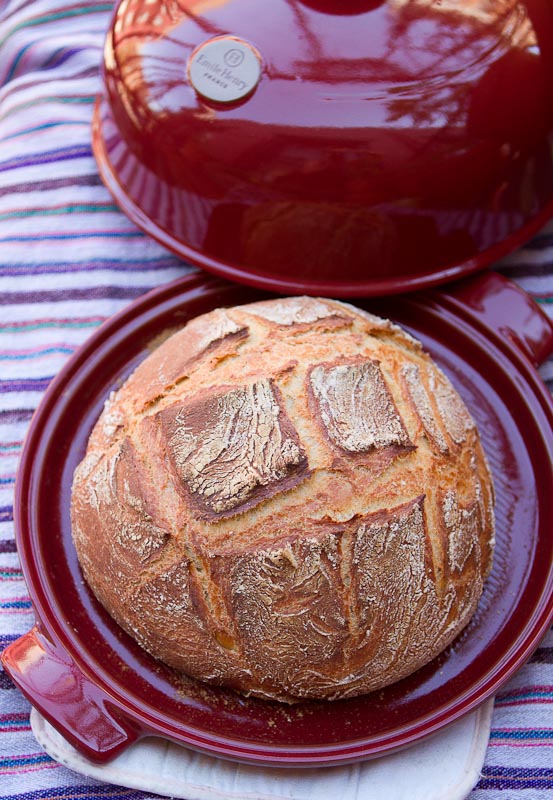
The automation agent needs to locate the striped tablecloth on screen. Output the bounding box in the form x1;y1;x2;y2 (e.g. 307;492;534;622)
1;1;552;797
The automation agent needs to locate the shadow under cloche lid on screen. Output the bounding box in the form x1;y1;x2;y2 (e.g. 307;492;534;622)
93;0;553;296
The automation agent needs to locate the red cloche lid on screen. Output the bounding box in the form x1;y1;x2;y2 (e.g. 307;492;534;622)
93;0;553;296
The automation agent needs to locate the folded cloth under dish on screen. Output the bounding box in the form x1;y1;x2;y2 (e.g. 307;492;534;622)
31;701;494;800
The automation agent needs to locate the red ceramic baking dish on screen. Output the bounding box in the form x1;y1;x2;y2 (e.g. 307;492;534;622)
92;0;553;296
2;269;553;767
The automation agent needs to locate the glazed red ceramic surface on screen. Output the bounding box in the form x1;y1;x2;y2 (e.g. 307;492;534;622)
92;0;553;295
2;270;553;766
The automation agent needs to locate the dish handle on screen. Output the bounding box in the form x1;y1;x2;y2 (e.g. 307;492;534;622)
1;624;141;762
443;269;553;367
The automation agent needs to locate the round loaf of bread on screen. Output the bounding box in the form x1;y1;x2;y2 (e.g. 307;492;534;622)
71;296;495;702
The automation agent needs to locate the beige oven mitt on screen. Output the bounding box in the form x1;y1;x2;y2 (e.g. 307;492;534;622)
30;699;493;800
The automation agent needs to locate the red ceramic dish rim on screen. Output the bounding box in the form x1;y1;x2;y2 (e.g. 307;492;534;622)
5;271;553;766
92;99;553;298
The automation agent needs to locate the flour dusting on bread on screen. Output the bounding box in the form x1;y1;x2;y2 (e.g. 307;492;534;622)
71;296;495;702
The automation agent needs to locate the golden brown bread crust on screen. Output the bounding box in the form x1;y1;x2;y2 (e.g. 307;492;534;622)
71;296;495;701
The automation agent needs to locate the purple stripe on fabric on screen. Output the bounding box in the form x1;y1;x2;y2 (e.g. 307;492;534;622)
482;767;553;775
0;378;51;393
0;410;33;424
2;784;154;798
0;286;149;304
500;263;553;278
0;258;182;278
0;671;16;691
0;634;20;647
0;71;100;107
2;0;36;14
525;235;553;250
477;765;553;790
0;540;16;554
0;174;102;198
0;508;13;523
478;778;553;790
0;144;92;172
531;648;553;664
44;46;84;71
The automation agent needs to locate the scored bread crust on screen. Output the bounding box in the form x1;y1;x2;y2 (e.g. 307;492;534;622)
70;296;495;702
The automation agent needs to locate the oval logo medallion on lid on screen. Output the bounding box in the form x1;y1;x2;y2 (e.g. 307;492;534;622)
188;36;262;103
